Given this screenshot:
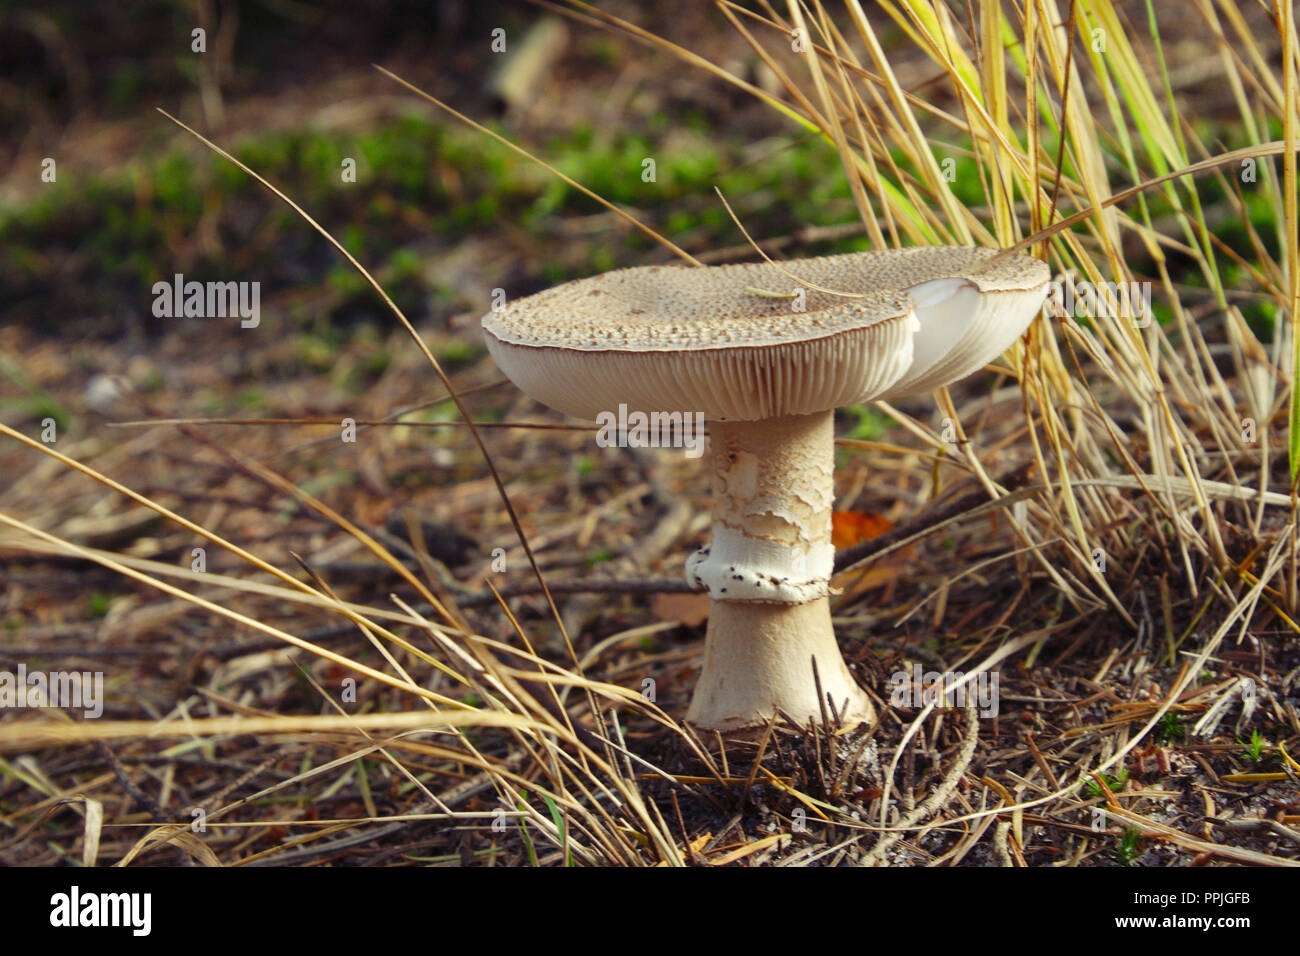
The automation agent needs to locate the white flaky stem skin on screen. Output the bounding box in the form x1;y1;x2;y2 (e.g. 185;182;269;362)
684;411;874;733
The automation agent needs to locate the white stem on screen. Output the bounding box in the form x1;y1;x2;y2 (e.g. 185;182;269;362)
684;411;874;732
685;599;874;731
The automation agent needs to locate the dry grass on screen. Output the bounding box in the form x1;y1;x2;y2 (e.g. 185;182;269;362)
2;0;1300;866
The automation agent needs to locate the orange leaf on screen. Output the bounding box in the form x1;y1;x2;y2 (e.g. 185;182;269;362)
832;510;893;549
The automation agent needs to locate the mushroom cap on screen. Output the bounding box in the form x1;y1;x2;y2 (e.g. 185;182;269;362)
482;246;1049;421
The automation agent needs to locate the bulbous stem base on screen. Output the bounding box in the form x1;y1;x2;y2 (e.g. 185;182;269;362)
685;597;875;732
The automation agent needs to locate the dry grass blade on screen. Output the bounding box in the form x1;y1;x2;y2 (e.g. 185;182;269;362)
0;710;558;754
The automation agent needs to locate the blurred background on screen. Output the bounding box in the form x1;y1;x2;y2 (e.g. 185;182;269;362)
1;1;917;391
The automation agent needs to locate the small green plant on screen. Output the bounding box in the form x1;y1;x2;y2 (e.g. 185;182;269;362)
1114;826;1142;866
87;593;112;618
540;792;571;867
516;795;539;867
1238;729;1268;764
1154;712;1183;742
1085;769;1129;800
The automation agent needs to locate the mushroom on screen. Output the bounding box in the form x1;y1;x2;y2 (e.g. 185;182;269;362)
482;246;1049;733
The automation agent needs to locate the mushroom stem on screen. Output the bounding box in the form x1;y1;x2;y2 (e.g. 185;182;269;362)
684;411;874;732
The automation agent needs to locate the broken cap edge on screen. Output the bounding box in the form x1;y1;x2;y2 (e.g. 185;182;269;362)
882;258;1051;399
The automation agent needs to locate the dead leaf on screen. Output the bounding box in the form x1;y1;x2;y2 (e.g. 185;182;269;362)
656;832;712;866
832;510;893;549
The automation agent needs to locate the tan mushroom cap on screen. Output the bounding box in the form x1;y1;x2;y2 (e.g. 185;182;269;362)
482;246;1049;422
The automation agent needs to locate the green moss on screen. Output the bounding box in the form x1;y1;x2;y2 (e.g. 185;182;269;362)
30;396;71;434
297;334;336;373
235;388;266;410
436;340;480;365
0;111;876;333
843;404;892;441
